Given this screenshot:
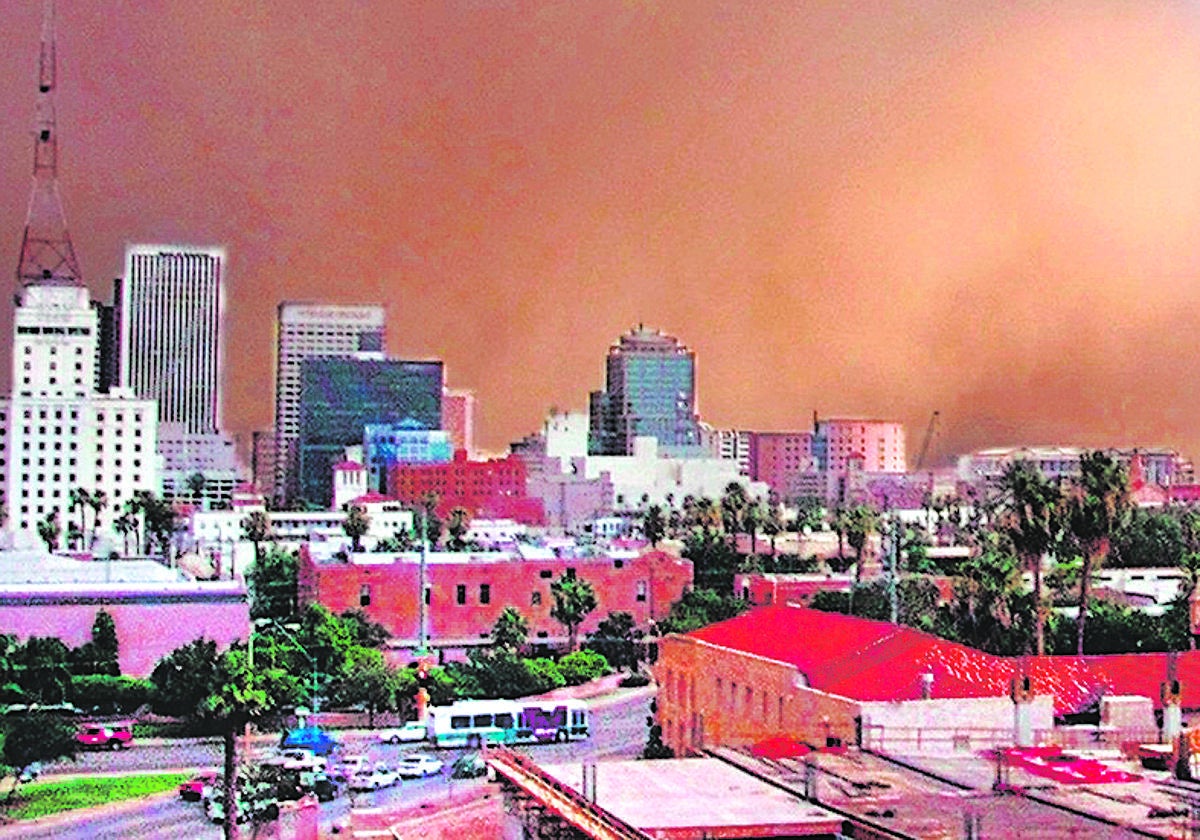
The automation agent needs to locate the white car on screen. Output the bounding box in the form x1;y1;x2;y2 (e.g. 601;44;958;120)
396;753;443;779
349;762;400;791
376;721;427;744
279;748;327;772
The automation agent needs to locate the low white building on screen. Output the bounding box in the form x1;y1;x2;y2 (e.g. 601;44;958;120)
186;494;416;577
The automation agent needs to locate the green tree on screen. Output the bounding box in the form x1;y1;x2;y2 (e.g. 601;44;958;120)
658;588;749;634
587;611;640;673
149;638;222;717
997;460;1061;655
1065;451;1130;655
71;610;119;676
0;713;77;803
11;637;71;704
240;510;273;564
550;574;597;652
201;646;297;840
137;491;177;560
338;610;390;648
642;504;666;548
1111;508;1186;568
491;607;528;655
421;494;443;548
343;504;370;553
720;482;749;539
682;530;740;593
340;647;396;728
249;547;298;621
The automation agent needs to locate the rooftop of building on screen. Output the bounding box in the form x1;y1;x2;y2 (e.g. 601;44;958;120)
303;540;674;567
538;756;843;838
688;604;1200;714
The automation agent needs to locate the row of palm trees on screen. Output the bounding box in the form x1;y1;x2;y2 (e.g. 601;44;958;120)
637;454;1135;656
997;451;1132;655
35;488;177;557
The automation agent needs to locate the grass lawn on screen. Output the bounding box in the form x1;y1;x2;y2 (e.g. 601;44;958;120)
3;772;191;821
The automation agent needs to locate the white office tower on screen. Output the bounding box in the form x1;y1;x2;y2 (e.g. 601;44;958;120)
0;283;159;541
119;245;225;434
272;302;386;506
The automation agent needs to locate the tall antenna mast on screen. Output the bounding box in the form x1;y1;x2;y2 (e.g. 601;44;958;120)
16;0;82;288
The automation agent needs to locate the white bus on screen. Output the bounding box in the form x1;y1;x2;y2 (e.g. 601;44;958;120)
427;699;519;748
426;698;591;748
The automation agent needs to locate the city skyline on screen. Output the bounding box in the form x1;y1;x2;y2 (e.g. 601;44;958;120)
4;2;1200;462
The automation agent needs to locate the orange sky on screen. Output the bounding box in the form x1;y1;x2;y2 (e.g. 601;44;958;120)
3;1;1200;464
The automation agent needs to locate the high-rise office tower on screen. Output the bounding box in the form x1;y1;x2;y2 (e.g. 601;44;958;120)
273;302;386;506
119;245;225;434
588;325;701;456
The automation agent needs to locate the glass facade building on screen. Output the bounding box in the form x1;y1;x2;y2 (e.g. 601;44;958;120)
297;357;443;508
588;326;701;456
364;421;453;492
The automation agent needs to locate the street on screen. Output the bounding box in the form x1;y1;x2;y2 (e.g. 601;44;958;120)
0;688;654;839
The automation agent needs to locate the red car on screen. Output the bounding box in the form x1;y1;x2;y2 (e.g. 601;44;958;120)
179;772;220;802
76;721;134;750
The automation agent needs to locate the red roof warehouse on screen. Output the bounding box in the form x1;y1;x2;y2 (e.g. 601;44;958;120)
656;605;1200;756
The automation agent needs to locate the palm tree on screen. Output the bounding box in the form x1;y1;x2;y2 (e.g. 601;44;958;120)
37;511;61;552
241;510;273;564
1065;451;1129;655
88;490;108;548
550;574;598;652
68;488;89;550
115;508;138;556
186;472;207;508
843;505;879;614
720;482;749;539
642;504;666;548
343;504;370;553
445;507;470;551
998;460;1062;655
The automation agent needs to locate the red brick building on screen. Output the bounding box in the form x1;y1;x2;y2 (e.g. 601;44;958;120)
387;450;545;524
297;544;692;656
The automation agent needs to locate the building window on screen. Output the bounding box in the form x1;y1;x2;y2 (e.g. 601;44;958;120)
539;570;552;579
359;584;371;607
456;584;466;605
480;584;491;605
636;581;648;603
531;591;541;606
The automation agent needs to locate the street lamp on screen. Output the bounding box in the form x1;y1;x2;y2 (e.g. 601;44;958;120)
248;618;322;713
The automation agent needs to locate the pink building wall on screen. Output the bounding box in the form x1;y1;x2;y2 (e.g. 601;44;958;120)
819;419;906;474
0;592;250;676
441;389;476;458
298;547;692;650
748;431;815;498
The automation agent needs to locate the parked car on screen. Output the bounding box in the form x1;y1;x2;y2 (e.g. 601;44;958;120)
280;748;328;772
279;725;339;756
348;762;399;791
396;753;443;779
330;754;370;784
75;720;134;750
179;772;220;802
376;721;427;744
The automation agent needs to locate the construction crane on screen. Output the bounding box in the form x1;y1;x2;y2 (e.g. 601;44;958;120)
915;411;940;472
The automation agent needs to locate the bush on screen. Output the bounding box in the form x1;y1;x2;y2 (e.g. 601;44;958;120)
70;675;153;715
524;658;566;693
557;650;610;686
